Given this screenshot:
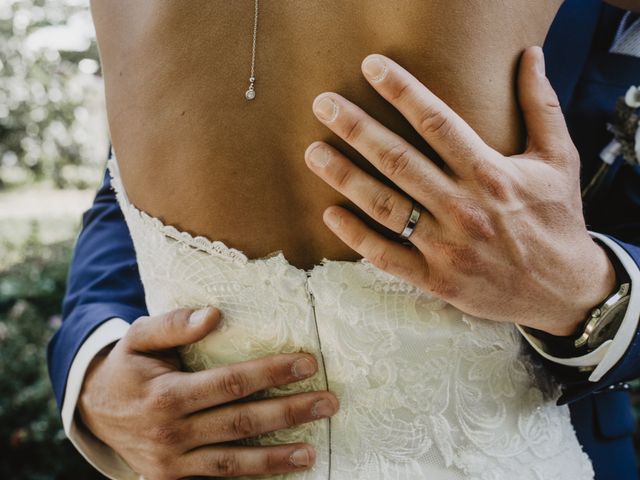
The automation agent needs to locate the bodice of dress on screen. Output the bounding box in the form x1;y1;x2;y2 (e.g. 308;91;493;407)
108;157;593;480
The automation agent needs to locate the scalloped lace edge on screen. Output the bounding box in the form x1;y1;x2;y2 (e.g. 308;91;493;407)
106;154;379;277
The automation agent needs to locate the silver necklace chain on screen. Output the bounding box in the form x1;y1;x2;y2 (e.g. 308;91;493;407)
245;0;259;100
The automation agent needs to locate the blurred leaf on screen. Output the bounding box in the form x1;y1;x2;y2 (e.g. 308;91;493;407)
0;0;105;191
0;228;104;479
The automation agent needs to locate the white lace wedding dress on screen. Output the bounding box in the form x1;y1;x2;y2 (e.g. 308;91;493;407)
108;156;594;480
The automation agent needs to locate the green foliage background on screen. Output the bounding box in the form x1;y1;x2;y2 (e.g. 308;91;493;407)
1;0;106;477
0;0;104;191
0;227;104;479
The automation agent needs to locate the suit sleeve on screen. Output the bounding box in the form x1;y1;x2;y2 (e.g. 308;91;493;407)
46;155;149;478
538;2;640;403
47;159;148;411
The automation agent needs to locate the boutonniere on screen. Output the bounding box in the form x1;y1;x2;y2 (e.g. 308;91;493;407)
583;85;640;205
612;86;640;166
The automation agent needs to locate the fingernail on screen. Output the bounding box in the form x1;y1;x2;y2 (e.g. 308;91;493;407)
535;47;546;76
307;144;330;168
289;448;311;467
292;357;317;379
313;95;338;122
189;307;211;326
311;399;336;418
324;210;341;229
362;55;388;82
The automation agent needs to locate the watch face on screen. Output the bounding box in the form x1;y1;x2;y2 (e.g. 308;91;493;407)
588;297;631;349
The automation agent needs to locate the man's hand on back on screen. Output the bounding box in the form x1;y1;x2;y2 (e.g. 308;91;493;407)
304;47;617;337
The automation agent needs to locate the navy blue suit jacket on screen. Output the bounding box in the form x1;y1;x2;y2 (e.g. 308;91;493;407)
48;2;640;478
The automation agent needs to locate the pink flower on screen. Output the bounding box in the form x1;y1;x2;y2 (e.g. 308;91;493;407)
48;315;62;329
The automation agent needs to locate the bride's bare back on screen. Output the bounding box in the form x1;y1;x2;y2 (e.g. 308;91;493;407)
91;0;562;269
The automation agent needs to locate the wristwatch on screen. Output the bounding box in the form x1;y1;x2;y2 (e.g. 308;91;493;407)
574;282;631;350
523;237;634;359
524;282;631;359
525;240;631;358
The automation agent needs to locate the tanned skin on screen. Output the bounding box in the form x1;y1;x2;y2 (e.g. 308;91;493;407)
91;0;563;269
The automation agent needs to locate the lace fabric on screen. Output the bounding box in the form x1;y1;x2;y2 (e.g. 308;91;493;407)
107;156;594;479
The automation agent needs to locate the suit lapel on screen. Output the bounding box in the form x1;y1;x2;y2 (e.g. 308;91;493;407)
544;0;603;110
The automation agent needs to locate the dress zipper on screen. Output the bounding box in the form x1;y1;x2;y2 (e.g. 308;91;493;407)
305;272;332;477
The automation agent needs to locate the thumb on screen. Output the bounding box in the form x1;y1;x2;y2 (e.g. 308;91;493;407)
124;307;222;352
518;46;573;160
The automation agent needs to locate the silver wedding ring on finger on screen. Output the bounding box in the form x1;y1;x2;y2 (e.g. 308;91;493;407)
400;202;421;240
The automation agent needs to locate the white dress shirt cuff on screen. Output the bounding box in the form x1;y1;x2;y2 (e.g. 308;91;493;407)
60;317;141;480
518;232;640;383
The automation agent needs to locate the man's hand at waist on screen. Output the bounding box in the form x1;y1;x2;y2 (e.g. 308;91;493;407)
77;307;338;479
